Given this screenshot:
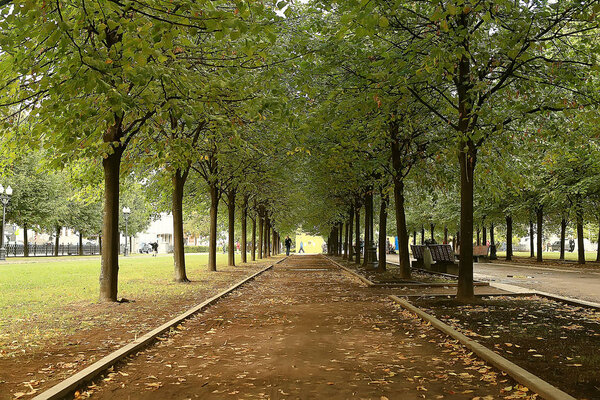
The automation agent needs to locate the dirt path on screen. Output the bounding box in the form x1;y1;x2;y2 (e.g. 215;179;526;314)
84;255;528;399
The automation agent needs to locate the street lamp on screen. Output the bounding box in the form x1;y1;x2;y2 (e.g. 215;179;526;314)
123;206;131;256
0;184;13;261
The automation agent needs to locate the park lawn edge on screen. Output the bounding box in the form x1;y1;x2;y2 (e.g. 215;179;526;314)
31;257;286;400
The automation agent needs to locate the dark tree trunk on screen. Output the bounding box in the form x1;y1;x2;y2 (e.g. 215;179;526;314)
272;227;276;257
536;206;543;262
208;184;219;271
476;226;480;246
23;223;28;257
264;217;270;258
596;219;600;262
226;189;236;267
241;196;248;263
456;141;477;301
355;205;361;265
529;219;535;258
444;225;448;244
420;225;424;245
560;217;566;261
482;225;487;246
172;169;190;282
413;231;416;245
348;205;354;262
338;221;343;257
378;194;388;271
576;199;585;264
251;216;256;261
79;232;83;256
506;215;513;261
99;235;102;254
54;226;60;257
489;223;497;260
393;179;411;278
99;149;123;302
452;234;456;251
343;220;349;259
258;213;263;259
363;189;377;269
430;223;435;242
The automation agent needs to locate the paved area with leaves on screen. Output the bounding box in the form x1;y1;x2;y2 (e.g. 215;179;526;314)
75;255;534;399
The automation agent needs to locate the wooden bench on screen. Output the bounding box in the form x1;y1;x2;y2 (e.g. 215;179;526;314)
411;244;458;274
455;245;490;262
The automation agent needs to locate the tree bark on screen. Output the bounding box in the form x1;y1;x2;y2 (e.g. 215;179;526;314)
420;225;424;245
489;223;497;260
355;205;361;265
536;206;543;262
54;226;60;257
23;223;28;257
258;212;263;259
251;215;256;261
348;205;354;262
363;189;377;269
560;217;566;261
576;198;585;264
272;227;276;257
476;226;480;246
99;148;123;302
413;231;416;245
482;225;487;246
172;168;190;282
79;232;83;256
456;141;477;301
241;196;248;263
528;219;534;257
430;223;435;242
393;179;411;279
596;219;600;262
444;225;448;244
226;189;236;267
207;183;219;271
506;215;513;261
343;220;349;259
378;194;388;271
264;217;270;258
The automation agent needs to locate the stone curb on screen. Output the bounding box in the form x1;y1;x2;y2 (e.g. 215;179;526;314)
389;295;577;400
32;259;285;400
323;255;374;287
488;282;600;309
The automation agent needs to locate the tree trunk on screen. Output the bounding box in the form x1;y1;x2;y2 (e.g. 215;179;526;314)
489;223;497;260
560;217;566;261
355;205;361;265
444;225;448;244
378;194;388;271
79;232;83;256
343;220;349;259
172;169;190;282
430;223;435;242
272;227;276;257
482;225;487;246
363;189;377;269
208;184;219;271
23;223;28;257
456;141;477;301
413;231;416;245
241;196;248;263
264;217;270;258
393;179;411;279
226;189;236;267
536;206;543;262
529;219;535;258
252;216;256;261
99;235;102;254
596;219;600;262
99;149;123;302
476;226;480;246
348;205;354;262
54;226;60;257
576;199;585;264
258;213;263;260
506;215;513;261
420;225;424;245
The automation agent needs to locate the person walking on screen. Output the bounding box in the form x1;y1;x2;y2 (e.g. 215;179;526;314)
298;241;305;253
151;241;158;257
285;235;292;256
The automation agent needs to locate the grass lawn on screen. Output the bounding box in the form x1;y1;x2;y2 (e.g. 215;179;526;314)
495;251;598;262
0;253;258;355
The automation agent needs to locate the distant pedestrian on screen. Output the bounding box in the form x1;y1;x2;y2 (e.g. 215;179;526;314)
298;241;305;253
151;242;158;257
285;235;292;256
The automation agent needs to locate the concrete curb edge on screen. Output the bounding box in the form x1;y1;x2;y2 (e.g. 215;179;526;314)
323;255;374;287
389;295;576;400
32;259;284;400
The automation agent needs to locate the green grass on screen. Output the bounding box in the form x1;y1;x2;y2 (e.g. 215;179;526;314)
495;251;598;261
0;253;256;353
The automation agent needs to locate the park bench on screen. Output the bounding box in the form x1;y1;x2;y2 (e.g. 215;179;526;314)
411;244;458;274
455;245;490;262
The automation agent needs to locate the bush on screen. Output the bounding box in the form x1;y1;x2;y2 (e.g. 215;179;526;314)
184;246;210;253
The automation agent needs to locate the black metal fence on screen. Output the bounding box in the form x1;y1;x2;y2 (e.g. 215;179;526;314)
4;243;100;257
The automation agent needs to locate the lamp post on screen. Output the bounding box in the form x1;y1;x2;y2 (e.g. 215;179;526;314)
0;185;13;261
123;206;131;256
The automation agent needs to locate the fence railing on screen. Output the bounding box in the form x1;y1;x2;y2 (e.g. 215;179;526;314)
4;243;100;257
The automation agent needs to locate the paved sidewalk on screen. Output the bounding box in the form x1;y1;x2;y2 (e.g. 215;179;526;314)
84;255;526;399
